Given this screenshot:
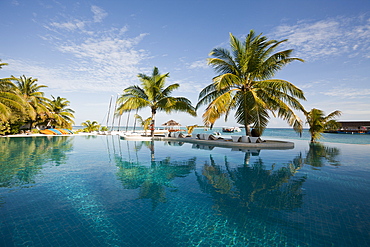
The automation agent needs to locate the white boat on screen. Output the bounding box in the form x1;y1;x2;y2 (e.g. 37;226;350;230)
119;129;169;140
120;133;153;141
222;127;241;133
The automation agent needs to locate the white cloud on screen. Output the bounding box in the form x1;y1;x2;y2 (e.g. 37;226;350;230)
172;79;204;94
323;88;370;98
188;59;208;69
56;32;148;90
272;15;370;61
49;19;85;31
47;5;107;32
3;35;147;95
91;5;107;23
31;6;151;93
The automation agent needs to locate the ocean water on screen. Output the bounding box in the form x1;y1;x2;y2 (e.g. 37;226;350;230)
0;133;369;246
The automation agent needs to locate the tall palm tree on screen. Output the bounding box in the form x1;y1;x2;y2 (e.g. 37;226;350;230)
47;96;75;128
197;30;306;135
117;67;196;137
11;75;50;129
304;108;342;143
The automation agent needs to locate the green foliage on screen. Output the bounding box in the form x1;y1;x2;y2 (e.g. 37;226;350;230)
197;30;305;135
134;114;152;135
81;120;100;132
325;120;341;131
0;60;75;133
46;95;75;128
186;125;198;134
304;108;342;142
100;126;109;131
0;122;11;135
117;67;196;137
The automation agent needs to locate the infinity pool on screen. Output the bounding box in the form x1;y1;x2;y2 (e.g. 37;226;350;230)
1;135;369;246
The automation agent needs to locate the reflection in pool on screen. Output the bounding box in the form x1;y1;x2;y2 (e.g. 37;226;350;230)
0;135;369;246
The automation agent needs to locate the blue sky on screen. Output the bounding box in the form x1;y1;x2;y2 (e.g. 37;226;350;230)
1;0;369;128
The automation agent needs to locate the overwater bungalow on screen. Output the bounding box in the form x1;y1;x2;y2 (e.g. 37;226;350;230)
325;121;370;134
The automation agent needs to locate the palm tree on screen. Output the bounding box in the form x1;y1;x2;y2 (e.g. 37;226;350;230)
47;96;75;128
0;59;8;69
304;108;342;142
197;30;306;135
186;125;198;135
0;78;28;122
0;62;27;122
81;120;100;132
11;75;50;129
117;67;196;137
134;114;152;136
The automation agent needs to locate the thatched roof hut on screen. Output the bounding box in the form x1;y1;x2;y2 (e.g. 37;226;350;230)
162;120;181;131
162;119;181;127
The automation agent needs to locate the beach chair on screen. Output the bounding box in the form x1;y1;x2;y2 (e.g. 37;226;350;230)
203;134;210;140
209;134;223;140
249;137;263;143
231;136;241;142
209;134;218;140
240;136;250;143
178;133;186;138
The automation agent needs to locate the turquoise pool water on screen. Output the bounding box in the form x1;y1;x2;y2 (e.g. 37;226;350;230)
1;134;370;246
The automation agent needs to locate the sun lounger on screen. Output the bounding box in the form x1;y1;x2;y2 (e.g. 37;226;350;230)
178;133;186;138
209;134;224;140
231;136;241;142
240;136;250;143
249;137;263;143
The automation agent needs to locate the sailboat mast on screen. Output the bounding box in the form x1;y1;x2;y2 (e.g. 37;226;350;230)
111;95;118;131
106;95;113;128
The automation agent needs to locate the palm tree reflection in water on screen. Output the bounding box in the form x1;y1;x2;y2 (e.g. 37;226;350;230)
304;142;341;168
0;136;74;188
197;154;306;217
195;142;341;224
114;140;341;212
0;136;74;208
115;140;196;210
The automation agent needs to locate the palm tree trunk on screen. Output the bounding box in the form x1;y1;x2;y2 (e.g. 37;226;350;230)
150;108;156;137
244;113;251;136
